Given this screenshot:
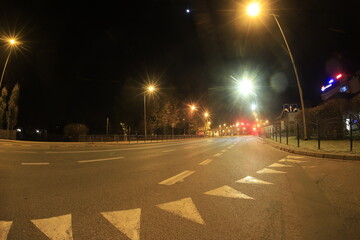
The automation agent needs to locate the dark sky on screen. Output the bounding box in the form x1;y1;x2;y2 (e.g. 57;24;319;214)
1;0;360;133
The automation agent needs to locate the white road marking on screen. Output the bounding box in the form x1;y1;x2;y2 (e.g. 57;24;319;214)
213;153;222;157
162;149;175;153
156;197;205;225
101;208;141;240
236;176;273;185
31;214;73;240
221;150;227;153
227;147;232;149
287;155;305;159
0;221;12;240
302;165;317;169
199;159;213;166
20;144;31;147
278;158;306;164
3;144;12;146
159;170;194;185
183;146;194;149
13;151;37;153
256;168;286;174
204;185;254;199
77;156;124;163
268;163;294;168
21;162;50;166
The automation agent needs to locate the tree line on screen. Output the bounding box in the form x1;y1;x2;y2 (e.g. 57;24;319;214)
0;83;20;130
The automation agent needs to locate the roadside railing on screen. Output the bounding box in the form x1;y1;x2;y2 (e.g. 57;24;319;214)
79;134;204;143
261;117;360;152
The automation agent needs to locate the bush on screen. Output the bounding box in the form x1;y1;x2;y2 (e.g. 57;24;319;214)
64;123;89;141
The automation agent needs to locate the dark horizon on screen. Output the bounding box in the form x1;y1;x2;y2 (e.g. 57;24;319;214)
1;0;359;134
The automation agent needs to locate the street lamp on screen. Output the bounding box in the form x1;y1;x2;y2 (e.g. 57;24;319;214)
203;111;209;136
245;2;308;139
0;38;19;89
144;84;156;139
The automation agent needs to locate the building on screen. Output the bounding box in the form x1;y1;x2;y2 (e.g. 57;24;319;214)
321;71;360;101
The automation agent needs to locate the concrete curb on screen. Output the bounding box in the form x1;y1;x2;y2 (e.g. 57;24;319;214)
259;137;360;161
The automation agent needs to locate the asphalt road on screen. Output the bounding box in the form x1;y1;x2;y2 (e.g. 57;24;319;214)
1;136;360;240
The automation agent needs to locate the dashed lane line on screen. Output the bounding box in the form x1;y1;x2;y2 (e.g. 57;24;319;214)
77;156;124;163
161;149;175;153
199;159;213;166
213;153;222;157
21;162;50;166
159;170;195;185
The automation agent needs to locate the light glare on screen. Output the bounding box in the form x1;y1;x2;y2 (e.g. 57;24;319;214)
247;3;260;17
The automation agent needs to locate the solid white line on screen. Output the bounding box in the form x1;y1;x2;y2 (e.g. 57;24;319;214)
78;156;124;163
199;159;213;166
22;162;50;165
159;170;195;185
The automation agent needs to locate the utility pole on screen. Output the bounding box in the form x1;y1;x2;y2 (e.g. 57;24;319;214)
106;117;109;135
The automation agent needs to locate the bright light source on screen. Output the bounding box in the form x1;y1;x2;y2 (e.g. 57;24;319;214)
246;3;260;17
204;112;209;118
9;39;16;45
148;85;155;92
238;79;254;96
336;73;343;79
16;128;21;132
329;79;334;84
251;103;257;111
186;8;190;13
36;129;40;134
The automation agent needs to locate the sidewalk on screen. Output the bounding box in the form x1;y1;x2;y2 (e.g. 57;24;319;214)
260;137;360;161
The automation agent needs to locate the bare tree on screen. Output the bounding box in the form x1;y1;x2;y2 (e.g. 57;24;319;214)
6;83;20;131
0;88;8;129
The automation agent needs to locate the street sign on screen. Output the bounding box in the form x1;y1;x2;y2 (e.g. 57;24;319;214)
283;104;299;112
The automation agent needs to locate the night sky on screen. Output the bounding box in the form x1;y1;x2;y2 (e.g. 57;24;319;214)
1;0;360;134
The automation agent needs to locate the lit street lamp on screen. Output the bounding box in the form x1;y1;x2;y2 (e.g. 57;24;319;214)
0;38;19;89
203;111;209;136
245;2;308;139
144;84;156;139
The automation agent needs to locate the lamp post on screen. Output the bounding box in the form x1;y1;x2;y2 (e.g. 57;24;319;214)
203;111;209;136
246;2;307;139
144;85;156;140
0;38;19;89
188;104;197;135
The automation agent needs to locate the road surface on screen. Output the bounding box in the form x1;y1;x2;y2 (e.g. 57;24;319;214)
1;136;359;240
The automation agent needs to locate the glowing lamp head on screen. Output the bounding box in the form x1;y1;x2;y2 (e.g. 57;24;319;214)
146;85;156;93
204;112;209;118
335;73;343;79
9;39;16;45
246;3;260;17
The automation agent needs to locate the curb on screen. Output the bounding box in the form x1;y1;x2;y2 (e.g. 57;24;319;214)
259;137;360;161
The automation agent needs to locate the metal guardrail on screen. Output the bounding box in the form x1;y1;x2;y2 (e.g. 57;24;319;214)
79;134;203;143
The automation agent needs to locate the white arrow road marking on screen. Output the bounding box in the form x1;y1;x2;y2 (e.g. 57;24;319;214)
213;153;222;157
286;155;305;159
199;159;213;166
236;176;273;185
256;168;286;174
156;197;205;225
78;156;124;163
101;208;141;240
204;185;254;199
0;221;12;240
268;163;294;168
278;158;306;164
31;214;73;240
159;170;194;185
